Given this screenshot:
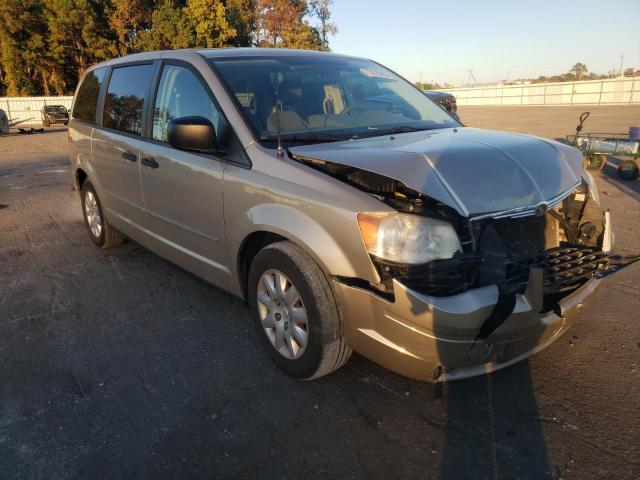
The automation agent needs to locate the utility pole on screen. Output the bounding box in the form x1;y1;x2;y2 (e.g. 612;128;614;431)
468;70;478;85
619;55;624;77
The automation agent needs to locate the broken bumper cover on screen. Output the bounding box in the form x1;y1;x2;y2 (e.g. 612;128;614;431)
332;272;601;382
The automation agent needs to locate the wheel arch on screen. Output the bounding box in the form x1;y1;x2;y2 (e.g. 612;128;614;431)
237;230;288;301
75;167;88;191
233;204;379;301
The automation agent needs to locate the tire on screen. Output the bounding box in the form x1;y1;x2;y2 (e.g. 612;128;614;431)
618;160;639;181
0;109;9;134
248;241;352;380
81;180;124;248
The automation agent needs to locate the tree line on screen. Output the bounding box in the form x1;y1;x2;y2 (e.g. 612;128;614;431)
0;0;336;96
531;63;637;84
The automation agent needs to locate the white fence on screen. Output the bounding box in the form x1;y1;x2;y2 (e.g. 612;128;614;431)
0;96;73;127
435;78;640;106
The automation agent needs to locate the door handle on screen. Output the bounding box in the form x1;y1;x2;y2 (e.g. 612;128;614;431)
122;151;137;162
141;157;159;169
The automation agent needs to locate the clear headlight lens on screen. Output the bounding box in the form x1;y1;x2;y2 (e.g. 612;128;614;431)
357;212;462;265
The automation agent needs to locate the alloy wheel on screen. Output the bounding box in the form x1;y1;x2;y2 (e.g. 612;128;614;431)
84;190;102;239
257;269;309;359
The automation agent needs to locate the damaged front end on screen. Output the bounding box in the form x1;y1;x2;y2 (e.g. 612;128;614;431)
297;155;631;310
293;152;638;380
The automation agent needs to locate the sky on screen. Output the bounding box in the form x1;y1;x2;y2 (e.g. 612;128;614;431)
329;0;640;86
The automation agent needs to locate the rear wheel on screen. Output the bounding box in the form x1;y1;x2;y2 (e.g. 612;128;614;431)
81;180;124;248
618;160;639;181
248;241;351;380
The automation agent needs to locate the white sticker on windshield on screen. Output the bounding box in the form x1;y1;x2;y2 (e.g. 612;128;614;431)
359;68;396;80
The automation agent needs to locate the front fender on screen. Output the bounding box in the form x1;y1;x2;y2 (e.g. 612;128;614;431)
230;202;381;296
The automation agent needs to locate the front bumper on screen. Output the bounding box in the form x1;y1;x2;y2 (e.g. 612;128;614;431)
332;270;601;382
45;116;68;124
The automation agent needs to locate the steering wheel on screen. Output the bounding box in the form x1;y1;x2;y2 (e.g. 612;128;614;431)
339;105;367;117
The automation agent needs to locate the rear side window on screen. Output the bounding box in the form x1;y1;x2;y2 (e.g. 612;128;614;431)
103;64;155;136
72;67;106;123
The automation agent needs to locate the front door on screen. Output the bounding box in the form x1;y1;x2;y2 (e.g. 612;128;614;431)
138;63;230;288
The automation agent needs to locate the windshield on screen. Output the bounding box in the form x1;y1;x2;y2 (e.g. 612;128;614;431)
45;106;67;113
208;55;459;145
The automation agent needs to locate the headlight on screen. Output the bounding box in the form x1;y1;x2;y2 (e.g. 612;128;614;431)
357;212;462;265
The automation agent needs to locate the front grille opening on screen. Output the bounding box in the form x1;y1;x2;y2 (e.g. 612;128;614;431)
387;254;481;297
505;245;608;295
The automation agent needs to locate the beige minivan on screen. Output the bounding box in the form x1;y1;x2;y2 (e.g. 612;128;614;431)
68;48;622;382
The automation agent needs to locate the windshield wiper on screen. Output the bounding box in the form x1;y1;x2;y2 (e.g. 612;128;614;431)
260;132;349;143
351;125;433;139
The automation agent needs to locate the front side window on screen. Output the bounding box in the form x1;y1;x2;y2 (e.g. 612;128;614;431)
152;65;221;142
72;67;106;123
103;64;155;135
209;56;459;146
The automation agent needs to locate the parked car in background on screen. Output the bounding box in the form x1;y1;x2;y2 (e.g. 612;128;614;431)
41;105;69;127
425;90;458;119
69;48;622;383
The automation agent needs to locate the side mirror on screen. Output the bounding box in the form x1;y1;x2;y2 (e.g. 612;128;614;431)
168;116;218;153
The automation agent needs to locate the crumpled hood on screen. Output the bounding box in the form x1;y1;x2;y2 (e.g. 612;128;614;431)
289;127;584;217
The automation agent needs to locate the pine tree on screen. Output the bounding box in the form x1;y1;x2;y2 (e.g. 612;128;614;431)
255;0;322;50
226;0;255;47
185;0;237;48
107;0;153;55
44;0;118;83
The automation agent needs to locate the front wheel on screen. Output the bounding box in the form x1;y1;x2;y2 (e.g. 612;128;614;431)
248;241;352;380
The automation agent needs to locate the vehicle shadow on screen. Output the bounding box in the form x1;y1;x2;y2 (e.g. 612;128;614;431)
439;363;550;479
403;282;552;479
3;126;68;136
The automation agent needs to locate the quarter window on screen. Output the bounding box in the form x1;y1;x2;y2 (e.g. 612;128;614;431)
72;67;106;123
152;65;220;142
103;64;155;135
